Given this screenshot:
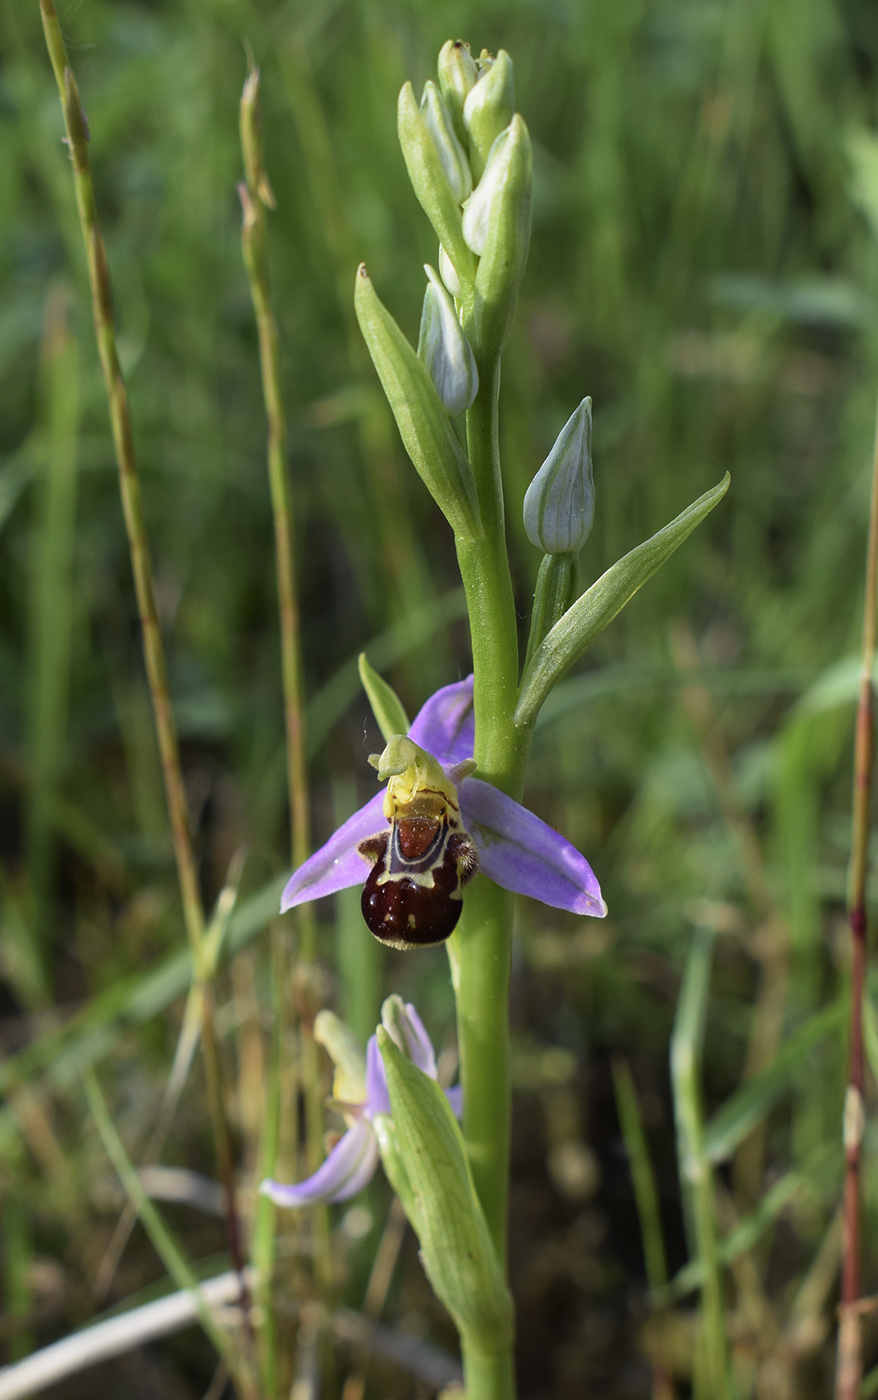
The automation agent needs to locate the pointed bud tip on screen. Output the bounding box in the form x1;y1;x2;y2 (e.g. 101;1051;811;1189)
524;397;595;556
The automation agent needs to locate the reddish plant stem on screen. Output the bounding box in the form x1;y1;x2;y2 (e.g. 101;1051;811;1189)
836;394;878;1400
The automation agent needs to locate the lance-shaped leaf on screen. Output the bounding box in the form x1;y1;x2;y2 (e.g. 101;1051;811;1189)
358;652;410;743
515;475;730;729
355;266;482;539
398;82;476;292
377;1027;513;1349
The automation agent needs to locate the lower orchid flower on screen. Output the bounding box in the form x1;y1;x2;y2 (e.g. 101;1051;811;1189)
260;999;459;1206
281;676;606;948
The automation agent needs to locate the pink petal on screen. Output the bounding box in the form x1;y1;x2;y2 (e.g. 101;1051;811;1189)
459;777;607;918
396;1002;438;1078
408;675;474;766
366;1034;391;1117
259;1118;378;1206
281;791;386;909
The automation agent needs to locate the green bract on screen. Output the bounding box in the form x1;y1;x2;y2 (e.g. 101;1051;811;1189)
358;652;410;743
354;265;482;539
377;1026;514;1349
465;116;532;358
420;81;473;205
398;82;476;292
516;474;731;728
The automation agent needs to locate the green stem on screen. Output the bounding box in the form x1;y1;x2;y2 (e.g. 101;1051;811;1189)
457;356;523;793
461;1337;517;1400
449;878;514;1265
447;350;527;1398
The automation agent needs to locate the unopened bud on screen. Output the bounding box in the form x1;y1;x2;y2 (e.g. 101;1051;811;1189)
523;398;595;555
420;81;472;205
381;995;438;1077
465;116;532;356
462;118;527;256
439;244;462;298
418;265;479;415
438;40;478;143
463;49;515;182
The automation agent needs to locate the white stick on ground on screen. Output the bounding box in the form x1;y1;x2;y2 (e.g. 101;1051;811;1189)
0;1270;252;1400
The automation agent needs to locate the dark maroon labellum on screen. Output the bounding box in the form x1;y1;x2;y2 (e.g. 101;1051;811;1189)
358;814;478;950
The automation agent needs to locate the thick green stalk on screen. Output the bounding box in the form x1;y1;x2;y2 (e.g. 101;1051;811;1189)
461;1343;517;1400
449;878;514;1262
448;349;525;1399
456;355;525;793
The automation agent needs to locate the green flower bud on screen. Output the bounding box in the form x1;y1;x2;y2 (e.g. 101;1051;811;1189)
418;265;479;416
523;398;595;555
439;244;462;298
463;49;515;183
437;39;478;145
398;82;476;292
464;115;532;356
420;81;472;205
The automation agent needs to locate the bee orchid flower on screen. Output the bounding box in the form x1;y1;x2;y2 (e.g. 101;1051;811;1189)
260;1000;460;1207
281;676;606;947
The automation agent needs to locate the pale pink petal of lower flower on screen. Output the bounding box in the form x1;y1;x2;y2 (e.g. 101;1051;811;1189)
260;1118;378;1206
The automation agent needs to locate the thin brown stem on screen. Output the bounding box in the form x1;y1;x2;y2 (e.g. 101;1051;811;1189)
38;7;254;1388
836;392;878;1400
238;60;332;1308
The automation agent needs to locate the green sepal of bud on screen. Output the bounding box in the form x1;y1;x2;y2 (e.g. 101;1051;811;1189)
437;39;478;146
463;116;532;358
398;82;476;294
463;48;515;183
419;265;479;416
420;81;472;205
523;398;595;555
313;1010;366;1105
358;653;410;743
354;265;481;539
523;553;581;675
438;244;462;298
376;1026;514;1350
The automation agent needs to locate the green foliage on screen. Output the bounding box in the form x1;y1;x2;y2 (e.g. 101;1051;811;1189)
3;0;878;1391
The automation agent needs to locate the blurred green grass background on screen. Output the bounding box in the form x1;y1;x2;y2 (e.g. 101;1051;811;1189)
5;0;878;1395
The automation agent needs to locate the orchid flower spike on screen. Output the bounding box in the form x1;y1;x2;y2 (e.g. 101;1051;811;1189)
281;676;607;946
260;1001;459;1207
